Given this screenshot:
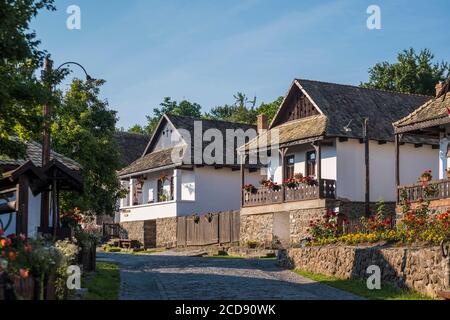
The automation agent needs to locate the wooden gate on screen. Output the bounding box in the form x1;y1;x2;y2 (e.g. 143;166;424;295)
176;211;240;246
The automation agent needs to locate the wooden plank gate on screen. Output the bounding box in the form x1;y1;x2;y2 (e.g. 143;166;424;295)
177;211;240;246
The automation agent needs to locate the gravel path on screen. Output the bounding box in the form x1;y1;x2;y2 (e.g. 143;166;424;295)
97;252;362;300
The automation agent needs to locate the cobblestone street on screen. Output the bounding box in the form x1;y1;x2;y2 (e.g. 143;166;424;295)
98;252;362;300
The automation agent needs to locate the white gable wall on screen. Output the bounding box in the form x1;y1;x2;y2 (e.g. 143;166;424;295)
152;122;183;152
192;166;262;214
336;139;438;202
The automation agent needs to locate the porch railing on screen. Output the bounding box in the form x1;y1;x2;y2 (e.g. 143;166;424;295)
397;179;450;203
243;179;336;207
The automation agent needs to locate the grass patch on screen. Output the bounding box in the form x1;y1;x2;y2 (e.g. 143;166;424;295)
205;255;245;259
128;248;166;255
82;262;120;300
293;269;434;300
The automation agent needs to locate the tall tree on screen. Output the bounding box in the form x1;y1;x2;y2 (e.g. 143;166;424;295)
0;0;55;159
52;79;123;216
142;97;202;135
362;48;450;96
256;96;283;124
206;92;258;125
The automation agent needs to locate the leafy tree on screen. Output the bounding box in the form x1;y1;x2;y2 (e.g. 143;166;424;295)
206;92;258;125
0;0;55;159
127;124;147;135
256;96;283;124
144;97;202;134
51;79;123;217
361;48;450;96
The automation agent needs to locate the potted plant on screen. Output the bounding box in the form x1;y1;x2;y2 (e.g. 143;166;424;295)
247;240;258;249
419;170;432;182
192;213;200;224
204;213;214;223
242;184;257;193
284;178;298;189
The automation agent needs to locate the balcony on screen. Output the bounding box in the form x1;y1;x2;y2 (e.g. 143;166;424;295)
397;179;450;203
242;179;336;207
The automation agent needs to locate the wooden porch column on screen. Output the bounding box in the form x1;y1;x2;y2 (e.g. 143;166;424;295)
312;142;322;180
16;176;29;236
240;154;246;207
279;147;288;202
364;118;370;217
394;134;401;202
439;134;449;180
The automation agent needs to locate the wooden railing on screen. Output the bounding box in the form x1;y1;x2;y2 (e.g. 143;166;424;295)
243;179;336;207
398;179;450;203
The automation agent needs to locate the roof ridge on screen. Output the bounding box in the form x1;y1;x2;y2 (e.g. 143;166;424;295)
166;113;256;127
394;93;450;127
296;78;433;99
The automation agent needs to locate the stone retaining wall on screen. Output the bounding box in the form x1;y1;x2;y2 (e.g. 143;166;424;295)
240;213;273;246
279;245;450;297
120;217;177;248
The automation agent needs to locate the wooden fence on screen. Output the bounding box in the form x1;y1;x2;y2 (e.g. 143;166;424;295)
177;211;240;246
398;179;450;203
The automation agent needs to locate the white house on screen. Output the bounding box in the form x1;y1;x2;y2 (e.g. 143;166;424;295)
239;79;438;246
117;114;262;247
394;79;450;210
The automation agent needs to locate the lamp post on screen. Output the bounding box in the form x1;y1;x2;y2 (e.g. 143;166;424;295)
40;56;94;238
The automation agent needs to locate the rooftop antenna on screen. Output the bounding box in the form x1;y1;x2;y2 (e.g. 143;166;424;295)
343;119;353;132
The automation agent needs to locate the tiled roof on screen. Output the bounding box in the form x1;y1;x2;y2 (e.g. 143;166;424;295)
117;146;182;176
243;115;327;151
295;79;431;141
0;139;81;171
113;131;149;167
394;88;450;131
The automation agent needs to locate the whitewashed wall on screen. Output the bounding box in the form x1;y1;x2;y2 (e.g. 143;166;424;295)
336;139;438;202
119;166;261;222
28;190;41;238
191;166;262;214
267;143;337;183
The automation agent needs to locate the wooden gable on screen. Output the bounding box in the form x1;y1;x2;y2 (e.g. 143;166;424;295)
271;83;319;127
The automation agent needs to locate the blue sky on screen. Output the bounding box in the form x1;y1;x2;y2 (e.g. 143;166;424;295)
31;0;450;129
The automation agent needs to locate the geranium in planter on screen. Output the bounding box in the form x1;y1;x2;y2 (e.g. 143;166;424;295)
242;184;257;193
260;179;281;192
284;178;298;189
419;169;432;182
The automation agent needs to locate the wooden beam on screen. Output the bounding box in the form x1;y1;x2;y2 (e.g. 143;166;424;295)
240;155;246;207
395;134;400;197
359;138;364;144
16;176;29;236
338;137;348;142
364;118;370;217
414;143;423;148
432;145;440;149
279;148;288;202
378;140;387;145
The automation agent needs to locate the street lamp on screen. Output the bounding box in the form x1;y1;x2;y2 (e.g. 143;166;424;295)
40;56;94;238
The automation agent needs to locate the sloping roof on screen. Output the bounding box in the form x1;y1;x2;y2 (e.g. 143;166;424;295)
394;85;450;132
242;115;327;151
113;131;149;167
0;139;81;171
117;147;182;177
294;79;431;141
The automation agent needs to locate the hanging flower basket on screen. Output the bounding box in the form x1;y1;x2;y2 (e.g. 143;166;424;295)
419;170;432;182
192;213;200;224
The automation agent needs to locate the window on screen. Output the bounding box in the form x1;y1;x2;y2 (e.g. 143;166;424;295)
285;155;295;180
306;150;316;177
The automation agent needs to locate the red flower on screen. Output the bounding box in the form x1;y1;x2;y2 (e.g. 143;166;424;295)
19;233;26;241
0;229;4;236
7;233;16;240
8;251;17;261
19;269;29;279
24;244;33;253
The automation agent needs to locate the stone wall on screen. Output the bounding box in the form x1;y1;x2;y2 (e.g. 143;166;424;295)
156;217;177;248
279;245;450;297
289;208;324;245
120;217;177;248
240;213;273;247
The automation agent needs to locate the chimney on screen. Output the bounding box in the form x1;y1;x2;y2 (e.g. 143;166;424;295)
257;114;268;134
436;81;446;98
